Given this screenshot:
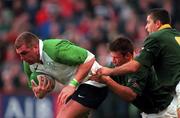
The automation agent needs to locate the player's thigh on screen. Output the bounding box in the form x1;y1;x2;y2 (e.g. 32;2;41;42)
57;84;108;118
61;99;91;118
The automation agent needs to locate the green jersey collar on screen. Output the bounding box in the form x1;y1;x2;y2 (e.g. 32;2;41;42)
158;24;171;31
39;39;43;61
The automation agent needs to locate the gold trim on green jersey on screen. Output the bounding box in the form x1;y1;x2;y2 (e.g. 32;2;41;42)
158;24;172;31
175;37;180;45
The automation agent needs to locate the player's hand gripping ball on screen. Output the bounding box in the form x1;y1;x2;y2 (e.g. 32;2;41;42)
30;72;55;98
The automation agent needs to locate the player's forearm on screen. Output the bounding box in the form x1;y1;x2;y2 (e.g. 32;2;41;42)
103;76;137;102
177;108;180;118
111;60;141;75
75;58;95;83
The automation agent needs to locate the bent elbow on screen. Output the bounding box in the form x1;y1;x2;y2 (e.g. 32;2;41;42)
126;93;137;102
130;96;136;102
126;97;135;102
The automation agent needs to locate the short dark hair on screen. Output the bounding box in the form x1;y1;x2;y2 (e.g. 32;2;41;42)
147;8;171;24
15;32;39;49
109;36;134;56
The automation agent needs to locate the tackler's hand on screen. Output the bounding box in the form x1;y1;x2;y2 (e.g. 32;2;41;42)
96;67;114;76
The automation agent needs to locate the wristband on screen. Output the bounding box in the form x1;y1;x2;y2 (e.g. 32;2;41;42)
69;79;79;87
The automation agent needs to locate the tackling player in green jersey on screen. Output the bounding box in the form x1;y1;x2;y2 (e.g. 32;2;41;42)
91;36;177;117
96;8;180;117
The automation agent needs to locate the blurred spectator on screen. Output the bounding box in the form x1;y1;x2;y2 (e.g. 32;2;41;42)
1;44;27;93
95;43;111;66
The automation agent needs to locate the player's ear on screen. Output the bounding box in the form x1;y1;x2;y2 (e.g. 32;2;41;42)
155;20;161;29
125;52;132;60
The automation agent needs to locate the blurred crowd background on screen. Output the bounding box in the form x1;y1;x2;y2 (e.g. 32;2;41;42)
0;0;179;117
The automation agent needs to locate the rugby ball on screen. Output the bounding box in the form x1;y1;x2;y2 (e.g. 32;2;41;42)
29;71;41;87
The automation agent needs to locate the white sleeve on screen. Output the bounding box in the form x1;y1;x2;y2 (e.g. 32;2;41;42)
90;61;102;74
83;61;106;87
84;51;95;63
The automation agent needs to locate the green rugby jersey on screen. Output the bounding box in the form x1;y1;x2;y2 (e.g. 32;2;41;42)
135;24;180;89
23;39;94;87
112;66;173;113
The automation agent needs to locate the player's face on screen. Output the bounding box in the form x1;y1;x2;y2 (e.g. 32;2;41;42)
145;15;159;34
16;44;40;64
110;51;129;67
